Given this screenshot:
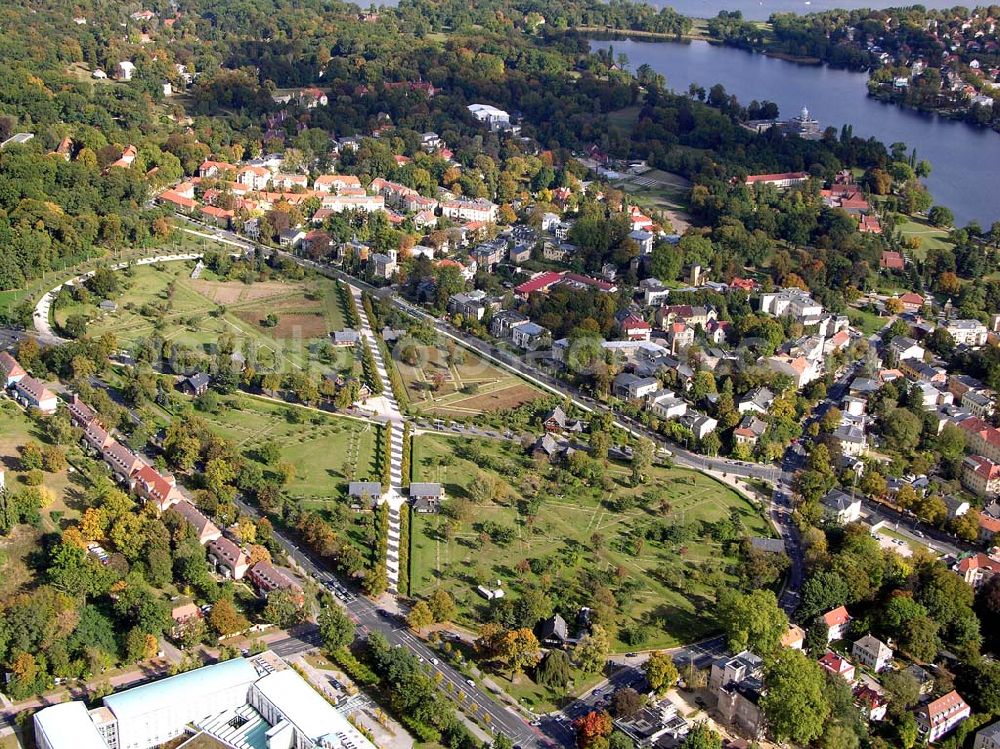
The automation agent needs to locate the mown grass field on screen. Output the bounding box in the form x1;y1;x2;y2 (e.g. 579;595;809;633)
391;341;543;418
54;261;349;370
896;215;954;257
200;395;379;503
408;433;772;652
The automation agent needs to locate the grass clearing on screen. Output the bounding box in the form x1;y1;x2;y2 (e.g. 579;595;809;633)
409;434;772;652
896;215;954;257
54;261;348;369
847;307;886;336
391;340;543;418
0;400;84;533
200;395;379;501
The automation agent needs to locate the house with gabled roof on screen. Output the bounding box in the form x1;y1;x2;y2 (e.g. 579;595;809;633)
207;536;249;580
170;500;222;544
0;351;26;387
917;690;970;742
820;605;851;642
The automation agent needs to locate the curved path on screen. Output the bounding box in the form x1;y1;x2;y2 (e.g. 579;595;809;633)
32;252;206;343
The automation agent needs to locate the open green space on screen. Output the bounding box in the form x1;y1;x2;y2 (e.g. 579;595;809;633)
896;214;954;257
200;395;379;501
54;261;349;370
0;400;84;533
409;433;772;652
392;340;543;418
847;307;887;336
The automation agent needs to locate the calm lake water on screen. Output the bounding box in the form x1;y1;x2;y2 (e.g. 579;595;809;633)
591;38;1000;226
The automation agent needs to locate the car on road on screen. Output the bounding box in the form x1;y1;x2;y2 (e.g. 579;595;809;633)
625;652;638;658
431;658;439;665
466;679;476;687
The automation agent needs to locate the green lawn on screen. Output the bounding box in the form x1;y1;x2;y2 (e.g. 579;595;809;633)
847;308;887;336
0;400;85;533
199;395;379;502
409;434;772;652
54;261;349;370
896;214;954;257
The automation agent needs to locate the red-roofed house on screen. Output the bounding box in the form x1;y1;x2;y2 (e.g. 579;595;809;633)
169;500;222;544
961;455;1000;497
199;205;233;228
247;561;303;604
207;536;249;580
980;513;1000;543
729;277;758;292
515;271;565;297
133;463;183;512
954;553;1000;589
917;690;970;742
13;376;58;414
898;292;924;313
854;685;887;722
818;651;856;682
959;417;1000;463
199;160;237;179
0;351;26;387
821;606;851;642
157;189;197;211
619;314;651;342
880;251;905;270
110;145;138;169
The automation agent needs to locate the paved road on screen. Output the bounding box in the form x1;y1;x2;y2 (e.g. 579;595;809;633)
233;497;540;747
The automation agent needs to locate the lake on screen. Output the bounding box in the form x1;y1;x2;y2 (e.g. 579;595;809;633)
591;38;1000;226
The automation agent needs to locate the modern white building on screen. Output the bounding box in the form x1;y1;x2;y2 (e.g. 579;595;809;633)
467;103;513;131
34;702;109;749
33;652;378;749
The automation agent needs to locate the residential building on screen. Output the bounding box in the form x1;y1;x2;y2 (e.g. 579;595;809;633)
629;230;655;255
822;489;862;524
538;614;570;647
946;319;989;347
490;310;529;339
962;455;1000;497
619;314;652;342
667;323;694;353
974;721;1000;749
543;406;585;433
83;421;114;453
647;390;687;420
943;494;970;518
745;171;809;188
738;387;774;415
679;411;718;440
410;483;444;513
614;698;691;747
448;290;489;321
819;651;856;682
962;389;995;418
821;605;851;642
734;415;767;447
854;685;888;722
247;561;303;603
765;354;820;388
614;373;660;401
132;464;182;512
852;634;892;672
102;441;144;484
348;481;382;509
511;321;549;351
13;376;58;413
888;336;925;361
170;602;202;639
959;417;1000;463
468;103;513;131
440;198;498;223
207;536;249;580
0;351;26;387
181;372;211;396
954;553;1000;589
758;289;822;319
370;250;398;279
710;651;765;740
170;500;222;544
831;424;867;457
917;690;970;743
